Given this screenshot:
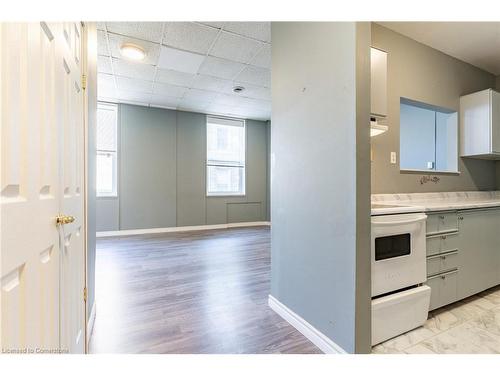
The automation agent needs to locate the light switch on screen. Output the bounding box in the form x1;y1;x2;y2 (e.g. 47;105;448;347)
390;152;397;164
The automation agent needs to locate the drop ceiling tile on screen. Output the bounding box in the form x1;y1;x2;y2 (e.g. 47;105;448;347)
152;82;188;98
198;56;245;80
106;22;164;43
190;74;233;93
108;33;160;66
250;43;271;69
98;55;112;74
235;65;270;87
97;30;109;56
98;90;116;101
238;107;271;120
211;93;244;106
233;82;271;100
115;76;153;94
240;98;271;111
177;98;211;112
198;22;224;29
150;94;180;109
209;31;262;64
157;45;205;74
97;73;116;98
207;103;241;116
163;22;219;55
98;73;115;88
235;96;271;110
116;91;151;104
222;22;271;43
112;58;156;81
183;88;217;102
156;68;195;87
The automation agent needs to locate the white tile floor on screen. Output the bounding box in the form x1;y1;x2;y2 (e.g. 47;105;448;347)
372;285;500;354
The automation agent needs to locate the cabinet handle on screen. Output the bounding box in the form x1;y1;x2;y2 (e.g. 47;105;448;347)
441;235;447;240
441;275;446;280
439;215;445;220
458;216;464;220
441;256;446;260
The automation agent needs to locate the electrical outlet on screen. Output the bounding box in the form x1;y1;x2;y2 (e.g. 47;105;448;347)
390;152;397;164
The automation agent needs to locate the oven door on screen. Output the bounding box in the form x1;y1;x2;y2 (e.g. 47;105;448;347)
371;213;427;297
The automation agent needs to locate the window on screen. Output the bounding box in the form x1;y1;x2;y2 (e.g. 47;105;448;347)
206;116;246;196
96;103;118;197
400;98;458;173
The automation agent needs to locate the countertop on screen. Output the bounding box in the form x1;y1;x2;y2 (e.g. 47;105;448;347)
371;191;500;216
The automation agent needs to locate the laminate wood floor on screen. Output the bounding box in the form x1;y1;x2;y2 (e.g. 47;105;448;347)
89;226;321;354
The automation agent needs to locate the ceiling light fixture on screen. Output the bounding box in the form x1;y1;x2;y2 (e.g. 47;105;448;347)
120;43;146;61
233;86;245;94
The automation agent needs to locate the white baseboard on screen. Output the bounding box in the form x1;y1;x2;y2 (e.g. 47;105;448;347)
268;295;347;354
87;301;96;345
96;221;271;238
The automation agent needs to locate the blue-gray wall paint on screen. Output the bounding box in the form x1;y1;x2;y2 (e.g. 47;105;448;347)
120;105;178;230
96;104;269;231
270;22;371;353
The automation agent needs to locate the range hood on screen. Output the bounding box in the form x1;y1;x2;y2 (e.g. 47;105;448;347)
370;117;388;137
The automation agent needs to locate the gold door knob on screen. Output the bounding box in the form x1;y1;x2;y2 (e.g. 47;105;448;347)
56;215;75;226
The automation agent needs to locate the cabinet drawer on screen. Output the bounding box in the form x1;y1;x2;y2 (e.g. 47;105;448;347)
426;232;459;256
426;236;441;256
426;270;458;310
440;232;460;252
426;214;439;235
427;256;441;275
440;251;458;272
427;251;458;276
427;212;458;235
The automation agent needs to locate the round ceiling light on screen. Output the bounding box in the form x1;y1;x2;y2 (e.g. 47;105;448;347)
233;85;245;94
120;43;146;61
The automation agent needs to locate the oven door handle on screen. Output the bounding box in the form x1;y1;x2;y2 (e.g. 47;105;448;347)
372;215;427;226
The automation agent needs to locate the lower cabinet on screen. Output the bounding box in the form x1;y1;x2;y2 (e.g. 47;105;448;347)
457;208;500;300
425;207;500;311
426;270;458;310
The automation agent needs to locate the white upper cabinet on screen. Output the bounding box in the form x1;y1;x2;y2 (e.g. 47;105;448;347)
460;89;500;159
371;47;387;118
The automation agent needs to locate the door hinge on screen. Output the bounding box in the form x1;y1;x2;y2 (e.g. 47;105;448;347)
83;287;87;302
81;75;87;90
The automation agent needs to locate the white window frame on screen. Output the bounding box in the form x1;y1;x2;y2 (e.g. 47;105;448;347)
96;102;118;198
206;116;246;197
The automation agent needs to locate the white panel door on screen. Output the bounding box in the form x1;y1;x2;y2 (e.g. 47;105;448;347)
58;21;85;354
1;22;86;354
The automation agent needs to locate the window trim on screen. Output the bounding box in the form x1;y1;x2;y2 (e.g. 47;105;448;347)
206;115;246;197
96;102;118;198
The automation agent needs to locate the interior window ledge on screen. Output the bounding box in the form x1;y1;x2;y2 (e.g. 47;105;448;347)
400;169;461;175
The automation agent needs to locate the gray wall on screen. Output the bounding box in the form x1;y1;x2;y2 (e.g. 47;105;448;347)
96;104;269;231
270;22;371;354
371;23;498;193
86;23;97;321
497;162;500;190
120;105;177;229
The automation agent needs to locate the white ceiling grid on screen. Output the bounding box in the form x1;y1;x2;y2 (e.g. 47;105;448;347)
97;22;271;121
